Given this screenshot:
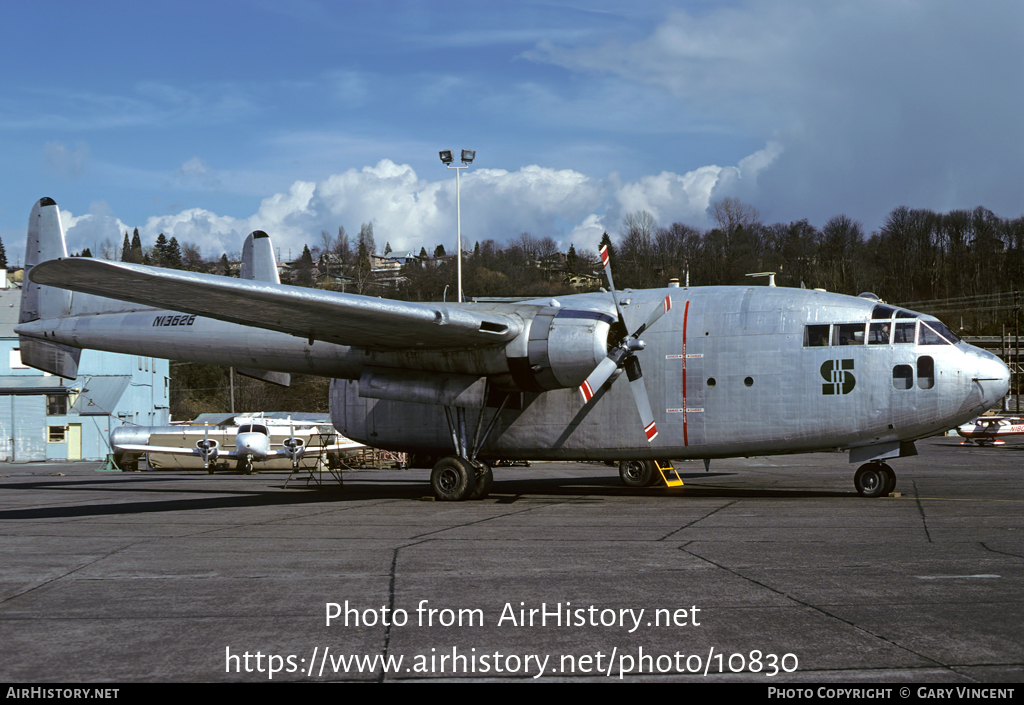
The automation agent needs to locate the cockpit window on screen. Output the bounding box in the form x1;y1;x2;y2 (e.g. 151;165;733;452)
894;310;917;319
868;322;890;344
238;425;251;434
804;324;830;347
919;321;958;345
832;323;865;346
893;321;916;344
871;304;896;319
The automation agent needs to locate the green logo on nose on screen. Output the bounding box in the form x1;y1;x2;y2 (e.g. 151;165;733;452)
821;359;855;395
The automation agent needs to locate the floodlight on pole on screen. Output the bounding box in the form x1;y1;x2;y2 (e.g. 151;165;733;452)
440;148;475;303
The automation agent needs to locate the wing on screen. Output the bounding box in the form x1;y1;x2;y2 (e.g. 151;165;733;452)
116;444;238;458
28;258;522;350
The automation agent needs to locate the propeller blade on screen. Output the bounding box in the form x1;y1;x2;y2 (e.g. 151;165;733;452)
624;356;658;442
600;245;628;329
631;295;672;340
579;356;619;403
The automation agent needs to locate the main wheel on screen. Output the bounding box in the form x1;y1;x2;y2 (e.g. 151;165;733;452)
430;456;477;501
854;463;888;497
469;460;493;500
619;460;654;487
880;464;897;495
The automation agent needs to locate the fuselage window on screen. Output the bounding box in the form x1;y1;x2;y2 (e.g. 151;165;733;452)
893;321;916;344
918;356;935;389
804;325;830;347
868;322;890;344
833;323;865;346
893;364;913;390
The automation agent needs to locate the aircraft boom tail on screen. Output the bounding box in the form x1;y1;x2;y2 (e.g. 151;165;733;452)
18;198;80;377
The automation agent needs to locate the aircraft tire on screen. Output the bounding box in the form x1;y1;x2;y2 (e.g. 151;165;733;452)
880;464;897;495
619;460;654;488
469;460;493;500
854;463;888;498
431;456;477;501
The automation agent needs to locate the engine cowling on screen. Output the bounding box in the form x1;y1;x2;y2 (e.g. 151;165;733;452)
507;306;616;392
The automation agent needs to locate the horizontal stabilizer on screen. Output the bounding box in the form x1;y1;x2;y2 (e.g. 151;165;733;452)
27;258;523;350
237;368;291;387
17;337;80;378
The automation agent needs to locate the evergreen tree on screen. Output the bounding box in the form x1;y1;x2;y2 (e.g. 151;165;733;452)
0;237;7;269
80;247;92;258
121;232;131;261
154;233;169;267
166;237;183;269
419;246;428;259
566;243;578;273
129;228;143;264
434;244;446;257
598;232;615;261
384;242;392;256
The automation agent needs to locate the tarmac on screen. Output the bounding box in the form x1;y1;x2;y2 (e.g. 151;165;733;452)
0;436;1021;683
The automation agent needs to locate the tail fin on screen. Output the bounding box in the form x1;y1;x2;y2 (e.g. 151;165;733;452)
18;198;80;378
237;230;289;386
239;230;280;283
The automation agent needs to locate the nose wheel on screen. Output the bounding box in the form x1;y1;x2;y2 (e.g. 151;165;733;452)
854;462;896;497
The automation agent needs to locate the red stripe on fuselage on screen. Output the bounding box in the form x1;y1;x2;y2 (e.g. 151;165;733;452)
683;299;689;447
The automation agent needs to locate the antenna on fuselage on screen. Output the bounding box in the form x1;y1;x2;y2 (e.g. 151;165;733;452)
746;272;777;287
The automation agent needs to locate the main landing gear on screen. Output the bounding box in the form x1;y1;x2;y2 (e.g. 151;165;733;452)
854;462;896;498
429;392;509;501
430;457;493;502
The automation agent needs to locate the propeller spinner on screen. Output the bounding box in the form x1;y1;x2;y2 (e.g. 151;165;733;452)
579;245;671;442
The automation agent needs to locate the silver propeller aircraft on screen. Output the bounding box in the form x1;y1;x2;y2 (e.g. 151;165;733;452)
114;419;308;474
16;198;1010;500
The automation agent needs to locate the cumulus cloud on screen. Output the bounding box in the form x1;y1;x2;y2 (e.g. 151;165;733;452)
61;145;782;261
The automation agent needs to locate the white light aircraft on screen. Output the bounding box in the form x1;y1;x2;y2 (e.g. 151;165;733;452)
956;416;1024;446
15;198;1011;500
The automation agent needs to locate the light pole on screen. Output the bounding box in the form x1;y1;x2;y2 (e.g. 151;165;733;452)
439;149;475;303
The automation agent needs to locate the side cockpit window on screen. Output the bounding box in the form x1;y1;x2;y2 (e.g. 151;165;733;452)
868;322;890;344
804;325;830;347
832;323;865;345
893;321;916;344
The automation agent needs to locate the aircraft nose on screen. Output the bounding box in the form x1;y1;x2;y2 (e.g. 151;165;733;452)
974;351;1010;411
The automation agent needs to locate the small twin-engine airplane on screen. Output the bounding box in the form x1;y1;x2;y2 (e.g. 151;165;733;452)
15;198;1010;500
956;416;1024;446
112;418;312;473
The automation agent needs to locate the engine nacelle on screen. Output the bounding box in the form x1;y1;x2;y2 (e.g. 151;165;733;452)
196;438;220;462
507;306;616;392
282;437;305;460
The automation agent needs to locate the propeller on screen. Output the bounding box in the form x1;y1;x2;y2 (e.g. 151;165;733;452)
579;245;672;442
195;423;219;469
282;415;305;468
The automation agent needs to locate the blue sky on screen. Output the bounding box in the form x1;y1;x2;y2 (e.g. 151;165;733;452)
1;1;1020;264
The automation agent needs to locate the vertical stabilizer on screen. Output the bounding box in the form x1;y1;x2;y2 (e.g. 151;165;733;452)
236;229;289;385
239;230;280;283
18;198;80;378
